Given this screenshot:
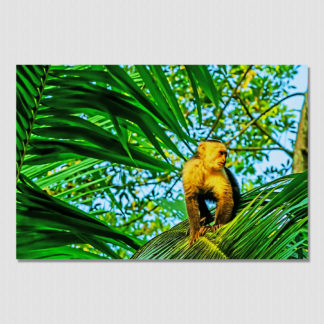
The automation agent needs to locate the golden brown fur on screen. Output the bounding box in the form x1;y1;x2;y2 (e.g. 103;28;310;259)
182;141;238;246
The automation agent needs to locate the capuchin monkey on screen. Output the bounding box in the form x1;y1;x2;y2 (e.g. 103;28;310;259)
182;140;240;246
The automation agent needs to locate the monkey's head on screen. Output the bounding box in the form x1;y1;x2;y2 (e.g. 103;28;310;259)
197;140;227;171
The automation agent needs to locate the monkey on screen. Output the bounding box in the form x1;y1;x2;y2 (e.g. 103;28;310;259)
182;140;240;246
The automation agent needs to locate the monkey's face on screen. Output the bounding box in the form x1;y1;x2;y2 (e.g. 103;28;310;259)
198;142;228;171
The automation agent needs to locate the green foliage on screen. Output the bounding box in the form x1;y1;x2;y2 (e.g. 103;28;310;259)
17;65;49;181
132;172;308;260
16;64;307;259
17;174;143;259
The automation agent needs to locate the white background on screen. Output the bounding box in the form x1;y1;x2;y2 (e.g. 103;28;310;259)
1;1;323;323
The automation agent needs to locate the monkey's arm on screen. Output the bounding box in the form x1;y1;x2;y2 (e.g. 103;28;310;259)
214;194;233;226
211;168;239;231
182;157;206;245
185;196;202;245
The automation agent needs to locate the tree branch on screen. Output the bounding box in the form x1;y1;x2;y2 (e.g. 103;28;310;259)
119;205;159;228
292;91;308;172
229;147;286;151
225;92;305;146
235;94;293;157
205;65;253;140
119;175;181;228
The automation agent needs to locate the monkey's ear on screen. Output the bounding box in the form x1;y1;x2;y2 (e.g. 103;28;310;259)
197;142;207;156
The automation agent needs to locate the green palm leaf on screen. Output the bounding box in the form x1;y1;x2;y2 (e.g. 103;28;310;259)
39;83;182;164
185;65;221;109
132;171;308;260
185;67;203;125
18;65;190;177
17;175;143;259
16;65;50;181
149;65;189;131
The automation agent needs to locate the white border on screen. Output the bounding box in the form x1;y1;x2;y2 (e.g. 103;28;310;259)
1;1;323;323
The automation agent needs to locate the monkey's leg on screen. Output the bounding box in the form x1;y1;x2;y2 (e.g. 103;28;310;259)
211;196;234;232
199;225;210;235
210;200;224;232
186;217;208;236
185;196;201;246
218;196;234;225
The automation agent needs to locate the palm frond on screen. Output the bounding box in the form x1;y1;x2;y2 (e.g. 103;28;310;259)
17;175;143;259
18;65;192;176
185;65;221;109
16;65;50;181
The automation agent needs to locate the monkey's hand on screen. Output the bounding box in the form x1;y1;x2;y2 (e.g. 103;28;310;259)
210;224;223;232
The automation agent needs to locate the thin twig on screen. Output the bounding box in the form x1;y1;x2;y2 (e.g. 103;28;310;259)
235;94;293;157
120;205;159;228
119;175;182;228
205;65;253;140
225;92;305;146
228;147;286;151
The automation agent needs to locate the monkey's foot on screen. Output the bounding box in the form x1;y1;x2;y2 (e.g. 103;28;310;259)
188;231;201;246
210;224;223;232
186;218;210;236
199;225;211;235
